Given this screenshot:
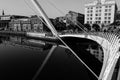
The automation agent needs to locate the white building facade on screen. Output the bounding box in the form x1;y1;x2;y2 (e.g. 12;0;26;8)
84;0;117;25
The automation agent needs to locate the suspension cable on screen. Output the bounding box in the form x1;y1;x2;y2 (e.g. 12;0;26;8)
31;1;120;80
46;0;108;51
30;0;99;79
46;0;110;63
25;0;113;79
24;0;48;27
46;0;109;51
45;0;65;15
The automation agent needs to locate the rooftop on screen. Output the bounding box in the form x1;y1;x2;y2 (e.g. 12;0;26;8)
85;0;116;7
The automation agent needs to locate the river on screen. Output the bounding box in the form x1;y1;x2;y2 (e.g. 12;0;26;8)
0;35;103;80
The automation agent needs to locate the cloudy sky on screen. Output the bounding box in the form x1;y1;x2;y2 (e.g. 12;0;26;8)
0;0;120;18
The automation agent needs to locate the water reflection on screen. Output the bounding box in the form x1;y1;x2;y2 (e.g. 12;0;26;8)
33;45;57;80
0;35;56;80
1;35;54;51
86;44;103;62
0;35;103;80
61;37;104;76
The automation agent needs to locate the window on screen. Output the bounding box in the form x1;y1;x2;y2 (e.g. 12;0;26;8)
105;9;107;12
87;21;89;24
99;10;101;12
108;13;111;16
90;14;92;16
108;21;111;23
98;17;101;20
105;17;107;19
108;17;111;20
104;21;107;23
98;21;101;23
95;21;97;23
109;6;111;8
109;9;111;11
90;21;92;24
96;14;98;16
87;14;89;16
99;13;101;16
105;13;107;16
96;17;98;20
105;6;108;8
90;10;93;13
90;18;92;20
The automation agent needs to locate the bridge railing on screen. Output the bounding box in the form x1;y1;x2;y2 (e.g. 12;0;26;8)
60;31;120;40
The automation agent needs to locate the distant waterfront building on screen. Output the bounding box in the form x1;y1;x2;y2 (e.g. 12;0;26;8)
0;13;28;30
84;0;118;25
65;11;84;26
9;15;43;32
0;10;29;30
21;19;31;32
30;15;43;32
9;18;30;31
56;11;84;26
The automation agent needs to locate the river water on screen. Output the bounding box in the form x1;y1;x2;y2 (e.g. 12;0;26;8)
0;35;103;80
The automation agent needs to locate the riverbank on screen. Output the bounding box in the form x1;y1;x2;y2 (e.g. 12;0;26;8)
26;32;58;42
0;31;26;36
0;31;59;43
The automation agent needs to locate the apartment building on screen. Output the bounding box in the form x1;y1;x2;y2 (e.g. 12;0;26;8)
84;0;117;25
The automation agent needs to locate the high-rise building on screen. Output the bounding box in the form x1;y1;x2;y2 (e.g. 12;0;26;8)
84;0;117;25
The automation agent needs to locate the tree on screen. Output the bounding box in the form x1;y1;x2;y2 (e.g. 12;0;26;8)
92;24;100;32
110;21;120;26
56;22;66;32
53;19;66;32
84;23;91;31
43;22;51;32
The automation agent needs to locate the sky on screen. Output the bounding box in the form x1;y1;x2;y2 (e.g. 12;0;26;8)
0;0;120;18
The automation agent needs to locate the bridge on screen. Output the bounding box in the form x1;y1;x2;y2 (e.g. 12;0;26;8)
27;31;120;80
31;0;120;80
59;32;120;80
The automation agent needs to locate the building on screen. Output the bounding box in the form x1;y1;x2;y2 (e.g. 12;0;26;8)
84;0;118;25
9;15;43;32
0;10;29;30
30;15;43;32
115;10;120;22
55;11;84;26
21;19;31;32
65;11;84;26
9;18;31;31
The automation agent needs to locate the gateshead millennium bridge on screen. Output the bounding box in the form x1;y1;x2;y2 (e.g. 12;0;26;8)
31;0;120;80
28;31;120;80
59;32;120;80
